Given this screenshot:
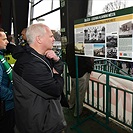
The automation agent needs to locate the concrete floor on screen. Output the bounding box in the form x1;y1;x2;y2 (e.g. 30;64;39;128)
63;106;132;133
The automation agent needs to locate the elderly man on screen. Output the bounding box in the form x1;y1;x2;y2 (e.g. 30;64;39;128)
13;23;66;133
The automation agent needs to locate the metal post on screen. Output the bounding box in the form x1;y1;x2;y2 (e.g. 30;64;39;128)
106;73;110;124
12;0;18;44
75;56;80;121
29;0;34;25
86;0;93;17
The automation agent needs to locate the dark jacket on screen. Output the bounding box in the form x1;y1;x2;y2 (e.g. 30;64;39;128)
66;44;94;78
13;45;64;97
13;45;66;133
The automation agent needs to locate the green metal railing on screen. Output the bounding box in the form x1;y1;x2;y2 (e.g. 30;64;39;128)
63;57;133;133
88;70;133;130
94;59;131;76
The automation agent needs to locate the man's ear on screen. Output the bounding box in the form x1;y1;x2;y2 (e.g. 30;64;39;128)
36;36;42;44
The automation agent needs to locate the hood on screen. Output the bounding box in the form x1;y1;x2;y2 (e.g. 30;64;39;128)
12;44;29;59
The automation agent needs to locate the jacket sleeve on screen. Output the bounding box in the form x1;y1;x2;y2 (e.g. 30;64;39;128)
0;65;13;101
85;57;94;73
52;59;64;75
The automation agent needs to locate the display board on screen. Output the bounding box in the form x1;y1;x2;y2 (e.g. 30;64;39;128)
74;6;133;62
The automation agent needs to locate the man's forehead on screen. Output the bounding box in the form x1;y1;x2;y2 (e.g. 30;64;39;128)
0;32;6;37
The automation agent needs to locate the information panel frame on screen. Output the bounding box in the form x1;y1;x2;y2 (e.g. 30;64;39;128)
74;6;133;62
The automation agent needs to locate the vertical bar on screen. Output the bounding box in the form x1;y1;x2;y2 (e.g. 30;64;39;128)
97;83;99;110
51;0;53;10
12;0;18;44
103;84;105;113
132;94;133;131
116;88;118;119
86;0;93;17
92;81;94;107
110;86;111;116
123;91;126;123
65;63;68;100
67;74;70;94
87;79;90;104
106;73;110;124
75;56;79;121
29;0;34;25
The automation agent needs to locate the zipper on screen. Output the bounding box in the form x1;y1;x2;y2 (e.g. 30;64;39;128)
30;52;53;77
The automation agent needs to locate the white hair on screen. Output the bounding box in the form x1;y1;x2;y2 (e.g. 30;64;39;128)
26;23;48;44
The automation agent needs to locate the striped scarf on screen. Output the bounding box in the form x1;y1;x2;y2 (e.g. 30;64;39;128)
0;55;12;83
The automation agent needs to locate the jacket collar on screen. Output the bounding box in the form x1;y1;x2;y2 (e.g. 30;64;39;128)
0;50;4;55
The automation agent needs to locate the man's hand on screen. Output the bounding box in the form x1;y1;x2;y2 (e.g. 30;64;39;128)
53;68;59;74
45;50;59;62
